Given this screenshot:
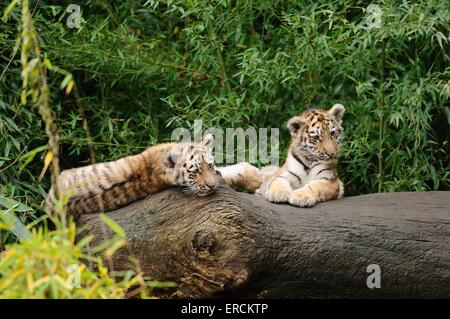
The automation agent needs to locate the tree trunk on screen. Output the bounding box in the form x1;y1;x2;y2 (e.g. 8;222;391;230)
77;182;450;298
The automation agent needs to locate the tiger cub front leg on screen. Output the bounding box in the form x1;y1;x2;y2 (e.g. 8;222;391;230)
265;176;292;203
289;179;343;208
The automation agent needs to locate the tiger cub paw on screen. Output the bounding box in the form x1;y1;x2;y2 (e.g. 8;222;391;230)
265;188;290;203
238;163;263;193
288;189;317;208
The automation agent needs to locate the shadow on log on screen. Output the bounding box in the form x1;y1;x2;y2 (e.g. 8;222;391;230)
78;181;450;298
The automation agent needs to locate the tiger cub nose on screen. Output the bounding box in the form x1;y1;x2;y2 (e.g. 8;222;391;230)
205;173;216;188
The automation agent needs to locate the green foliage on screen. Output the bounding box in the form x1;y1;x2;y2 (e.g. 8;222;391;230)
0;0;449;221
0;1;173;298
0;213;152;298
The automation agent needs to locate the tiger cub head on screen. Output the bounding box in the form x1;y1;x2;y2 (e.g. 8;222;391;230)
166;134;218;196
287;104;345;161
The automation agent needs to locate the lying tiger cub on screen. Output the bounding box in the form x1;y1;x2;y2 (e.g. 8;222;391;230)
219;104;345;207
46;134;218;216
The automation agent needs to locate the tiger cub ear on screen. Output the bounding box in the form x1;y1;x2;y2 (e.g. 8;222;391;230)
201;133;214;150
328;103;345;123
287;116;304;137
165;147;179;168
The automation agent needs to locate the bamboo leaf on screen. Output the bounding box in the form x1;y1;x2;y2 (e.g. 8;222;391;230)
0;209;32;241
0;195;33;213
18;145;48;174
38;151;53;182
2;0;19;22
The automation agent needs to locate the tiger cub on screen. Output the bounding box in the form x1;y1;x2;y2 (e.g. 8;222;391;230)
258;104;345;207
46;134;218;217
219;104;345;207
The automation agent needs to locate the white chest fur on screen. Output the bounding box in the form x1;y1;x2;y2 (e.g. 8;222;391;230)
283;153;335;188
282;154;310;188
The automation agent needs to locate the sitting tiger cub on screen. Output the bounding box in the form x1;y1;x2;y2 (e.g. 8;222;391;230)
46;134;218;216
219;104;345;207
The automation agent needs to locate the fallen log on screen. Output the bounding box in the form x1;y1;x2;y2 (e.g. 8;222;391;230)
77;181;450;298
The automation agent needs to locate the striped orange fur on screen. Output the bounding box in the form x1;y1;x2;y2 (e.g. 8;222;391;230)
46;134;218;217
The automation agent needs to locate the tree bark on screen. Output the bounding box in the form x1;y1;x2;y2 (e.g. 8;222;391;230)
77;182;450;298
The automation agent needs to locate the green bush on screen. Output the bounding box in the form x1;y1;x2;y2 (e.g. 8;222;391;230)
0;1;173;298
0;213;149;299
0;0;449;227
